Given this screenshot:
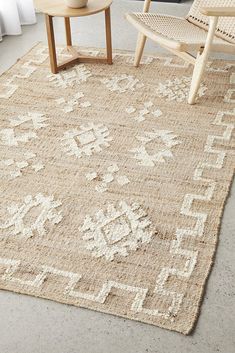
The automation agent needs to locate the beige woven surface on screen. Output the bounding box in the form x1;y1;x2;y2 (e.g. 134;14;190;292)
0;44;234;334
187;0;235;44
129;13;229;47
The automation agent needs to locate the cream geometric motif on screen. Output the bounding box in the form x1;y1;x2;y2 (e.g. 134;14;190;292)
230;72;235;84
156;55;225;69
153;107;235;320
85;163;130;193
61;123;113;159
48;65;92;88
0;151;44;180
80;201;152;261
4;108;233;317
0;254;182;320
159;56;190;68
0;128;37;146
206;62;232;73
126;101;162;123
155;57;231;71
204;62;235;75
125;55;189;68
112;52;153;65
113;53;190;68
0;194;62;238
0;112;48;146
1;48;234;326
0;47;48;99
157;56;233;71
0;258;81;289
131;54;190;68
156;76;207;102
101;74;144;93
223;66;235;102
130;130;181;167
55;92;91;113
9;112;48;130
224;65;235;103
224;89;235;103
125;55;154;65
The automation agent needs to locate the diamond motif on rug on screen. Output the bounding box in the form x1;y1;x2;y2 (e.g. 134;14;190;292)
61;123;113;159
156;76;207;102
80;201;152;261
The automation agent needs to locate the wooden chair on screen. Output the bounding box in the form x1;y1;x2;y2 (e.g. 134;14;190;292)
126;0;235;104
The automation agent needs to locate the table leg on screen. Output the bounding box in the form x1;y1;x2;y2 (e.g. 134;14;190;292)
64;17;72;47
45;15;58;74
105;7;112;65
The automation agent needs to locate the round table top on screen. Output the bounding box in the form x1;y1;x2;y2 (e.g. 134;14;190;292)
34;0;112;17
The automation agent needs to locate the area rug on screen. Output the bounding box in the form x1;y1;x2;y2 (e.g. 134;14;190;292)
0;43;234;334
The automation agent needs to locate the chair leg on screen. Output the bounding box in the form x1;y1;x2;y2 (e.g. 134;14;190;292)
134;32;147;67
188;50;208;105
188;16;218;105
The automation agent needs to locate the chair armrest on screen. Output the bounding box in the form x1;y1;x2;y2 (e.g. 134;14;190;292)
200;7;235;17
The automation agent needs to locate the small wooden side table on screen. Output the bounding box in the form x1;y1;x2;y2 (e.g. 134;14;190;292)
34;0;113;73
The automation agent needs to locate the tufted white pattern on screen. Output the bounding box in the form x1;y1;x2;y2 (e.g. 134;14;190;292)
0;44;234;335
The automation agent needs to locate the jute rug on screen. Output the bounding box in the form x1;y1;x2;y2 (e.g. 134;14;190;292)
0;43;234;334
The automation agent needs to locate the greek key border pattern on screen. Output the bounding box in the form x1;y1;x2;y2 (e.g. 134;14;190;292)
0;108;234;321
0;45;234;322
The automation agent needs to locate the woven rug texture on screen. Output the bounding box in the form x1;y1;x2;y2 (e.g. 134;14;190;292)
0;44;234;334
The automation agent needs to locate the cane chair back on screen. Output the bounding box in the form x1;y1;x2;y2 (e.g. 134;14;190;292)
187;0;235;44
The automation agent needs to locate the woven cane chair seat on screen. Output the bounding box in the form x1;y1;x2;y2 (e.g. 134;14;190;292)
126;0;235;104
126;13;234;52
